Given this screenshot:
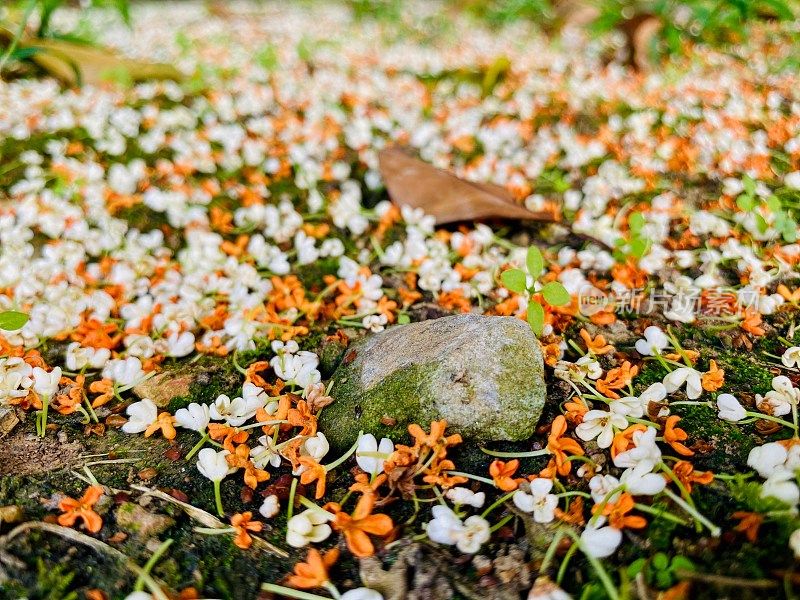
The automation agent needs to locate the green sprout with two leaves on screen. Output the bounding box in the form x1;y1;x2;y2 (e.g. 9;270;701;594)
736;175;798;243
613;211;652;262
500;246;570;336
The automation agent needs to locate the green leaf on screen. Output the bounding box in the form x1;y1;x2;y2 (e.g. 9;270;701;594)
652;553;669;571
743;175;756;197
670;555;695;573
541;281;571;306
526;246;544;279
627;558;647;577
766;194;782;213
501;268;527;293
526;300;544;336
629;211;645;233
0;310;28;331
397;313;410;325
736;194;756;212
755;213;769;234
654;570;673;589
630;237;652;259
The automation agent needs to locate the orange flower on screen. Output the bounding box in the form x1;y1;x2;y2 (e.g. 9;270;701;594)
489;459;522;491
556;496;586;525
230;512;263;549
663;416;693;456
741;310;765;336
664;350;699;363
672;461;713;493
208;423;249;452
564;396;589;424
287;548;340;589
544;416;584;477
52;374;84;415
330;495;394;558
227;444;270;489
701;360;724;392
58;485;104;533
288;400;318;436
71;318;122;350
89;379;115;408
245;361;270;387
421;458;467;489
408;420;462;455
596;361;638;399
299;457;327;499
144;411;177;440
732;511;763;543
610;424;647;460
579;329;613;355
777;284;800;304
593;492;646;530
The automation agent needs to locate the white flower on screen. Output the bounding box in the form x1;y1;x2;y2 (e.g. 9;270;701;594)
124;593;153;600
790;529;800;559
527;576;573;600
640;382;667;405
455;515;490;553
748;442;789;478
174;402;210;431
259;495;280;519
782;347;800;369
165;331;195;357
635;326;669;356
122;399;157;434
286;509;332;547
362;313;388;332
620;464;666;496
613;427;662;471
426;505;464;546
785;171;800;190
32;366;61;397
610;396;643;419
445;487;485;508
270;351;321;390
663;367;703;399
575;410;627;448
102;357;146;387
513;479;558;523
197;448;234;482
340;589;383;600
356;433;394;475
576;355;602;380
0;358;33;401
757;376;799;417
242;382;268;406
252;435;284;469
716;393;746;422
762;470;800;506
65;343;110;371
589;474;621;504
210;394;258;426
580;521;622;558
300;432;330;463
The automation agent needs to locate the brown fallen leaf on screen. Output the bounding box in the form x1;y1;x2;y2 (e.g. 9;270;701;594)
619;14;663;71
378;147;559;226
1;29;182;87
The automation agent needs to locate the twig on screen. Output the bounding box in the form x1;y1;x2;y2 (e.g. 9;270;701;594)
0;521;170;599
130;484;289;558
674;570;778;588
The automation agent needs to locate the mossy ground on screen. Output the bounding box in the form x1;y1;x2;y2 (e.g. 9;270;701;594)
2;311;799;599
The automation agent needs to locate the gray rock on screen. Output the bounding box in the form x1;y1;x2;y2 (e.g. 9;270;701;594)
319;314;546;449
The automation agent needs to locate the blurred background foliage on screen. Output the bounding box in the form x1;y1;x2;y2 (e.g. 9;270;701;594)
0;0;798;84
